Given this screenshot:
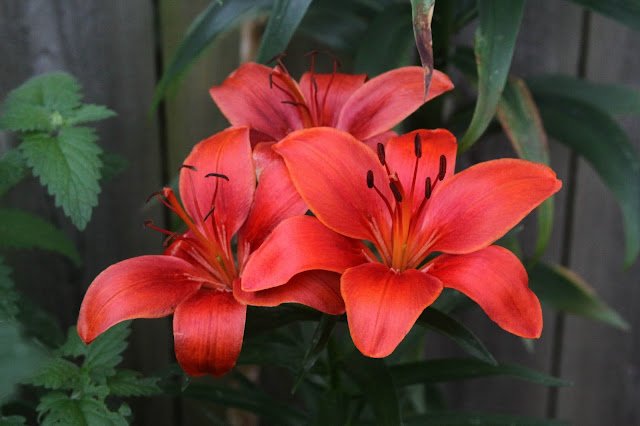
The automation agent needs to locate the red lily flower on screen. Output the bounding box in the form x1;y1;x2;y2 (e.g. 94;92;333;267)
77;126;369;376
241;127;562;357
209;57;453;171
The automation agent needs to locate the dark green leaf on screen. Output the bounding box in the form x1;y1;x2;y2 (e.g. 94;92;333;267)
527;74;640;116
496;78;553;260
0;104;53;132
106;370;160;397
245;305;322;338
458;0;525;152
391;358;571;387
292;314;337;392
0;416;27;426
66;104;116;125
85;322;131;379
17;297;65;348
0;256;18;320
533;93;640;267
298;1;371;52
0;149;28;197
529;262;628;329
153;0;272;109
411;0;435;96
256;0;313;64
405;411;569;425
37;392;128;426
343;353;401;426
354;3;414;76
99;151;128;182
0;209;81;265
28;358;82;390
417;308;496;365
565;0;640;32
20;126;102;230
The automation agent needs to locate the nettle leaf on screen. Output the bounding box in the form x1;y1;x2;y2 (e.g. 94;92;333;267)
37;392;128;426
106;370;160;397
84;322;131;380
0;256;19;320
0;104;53;132
256;0;313;64
0;209;81;265
20;126;102;230
66;104;116;125
0;149;28;197
28;358;83;391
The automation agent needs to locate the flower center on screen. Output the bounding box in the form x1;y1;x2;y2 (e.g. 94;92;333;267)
144;166;237;290
366;134;447;270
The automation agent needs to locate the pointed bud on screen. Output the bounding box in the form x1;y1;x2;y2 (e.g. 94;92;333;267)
377;143;386;166
438;155;447;181
414;133;422;158
366;170;374;188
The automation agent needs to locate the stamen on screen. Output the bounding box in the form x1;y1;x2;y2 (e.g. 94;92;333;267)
377;143;386;166
414;133;422;158
179;164;198;172
366;170;374;188
438;155;447;181
205;172;230;181
389;181;403;202
425;177;432;199
266;52;288;65
144;220;174;236
146;191;163;204
203;206;215;222
281;100;312;115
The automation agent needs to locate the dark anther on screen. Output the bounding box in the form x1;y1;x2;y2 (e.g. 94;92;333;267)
179;164;198;172
144;220;153;229
389;182;403;202
438;155;447;181
303;50;320;57
205;172;230;181
281;100;303;107
146;191;163;203
203;206;216;222
425;177;432;199
377;143;386;166
269;73;274;89
312;76;318;93
366;170;374;188
414;133;422;158
266;52;287;64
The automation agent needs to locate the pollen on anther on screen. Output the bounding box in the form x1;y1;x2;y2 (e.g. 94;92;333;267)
438;155;447;181
366;170;374;188
414;133;422;158
376;143;386;166
389;181;403;202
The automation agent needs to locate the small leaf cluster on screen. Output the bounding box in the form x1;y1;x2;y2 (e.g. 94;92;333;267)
25;323;160;426
0;72;117;230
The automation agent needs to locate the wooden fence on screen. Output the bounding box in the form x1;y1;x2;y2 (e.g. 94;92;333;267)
1;1;638;425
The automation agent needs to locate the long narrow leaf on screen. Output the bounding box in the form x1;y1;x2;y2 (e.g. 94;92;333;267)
292;314;337;393
533;93;640;267
391;358;571;387
458;0;525;152
411;0;435;96
417;308;496;365
565;0;640;32
256;0;313;64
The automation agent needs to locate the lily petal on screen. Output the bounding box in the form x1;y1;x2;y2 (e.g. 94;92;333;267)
342;263;443;357
385;129;457;214
299;72;367;127
427;246;542;338
173;290;246;377
237;158;307;265
242;215;369;291
77;255;204;343
252;141;279;178
361;130;397;151
180;126;255;244
415;158;562;255
274;127;393;244
336;67;453;141
234;270;345;315
209;63;305;140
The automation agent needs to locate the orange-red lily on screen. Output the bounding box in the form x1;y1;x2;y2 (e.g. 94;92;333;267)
209;56;453;171
242;127;562;357
77;126;368;376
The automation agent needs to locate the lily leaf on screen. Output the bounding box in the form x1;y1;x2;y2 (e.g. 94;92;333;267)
565;0;640;32
152;0;272;109
390;358;571;387
417;307;497;365
244;305;322;338
292;314;337;393
354;3;414;76
533;93;640;267
405;411;569;425
343;353;401;426
527;74;640;116
496;78;553;260
529;262;628;329
0;209;81;265
255;0;313;64
458;0;525;153
411;0;435;96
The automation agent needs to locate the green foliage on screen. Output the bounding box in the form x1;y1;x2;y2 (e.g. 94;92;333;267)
0;150;27;198
566;0;640;32
25;323;159;425
255;0;313;64
0;257;19;321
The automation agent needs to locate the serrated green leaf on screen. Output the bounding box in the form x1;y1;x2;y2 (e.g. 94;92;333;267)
391;358;571;387
0;149;28;197
38;393;127;426
0;104;53;132
57;326;88;358
66;104;116;125
20;126;102;230
106;370;160;397
28;358;83;390
458;0;525;152
417;308;497;365
256;0;313;64
0;256;19;320
527;74;640;116
153;0;272;109
84;322;130;380
0;209;81;265
533;93;640;267
411;0;435;96
496;78;553;260
354;3;414;76
529;262;628;329
405;411;569;425
565;0;640;32
343;353;401;426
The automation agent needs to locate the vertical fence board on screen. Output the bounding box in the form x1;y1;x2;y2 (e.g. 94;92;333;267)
557;14;640;425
